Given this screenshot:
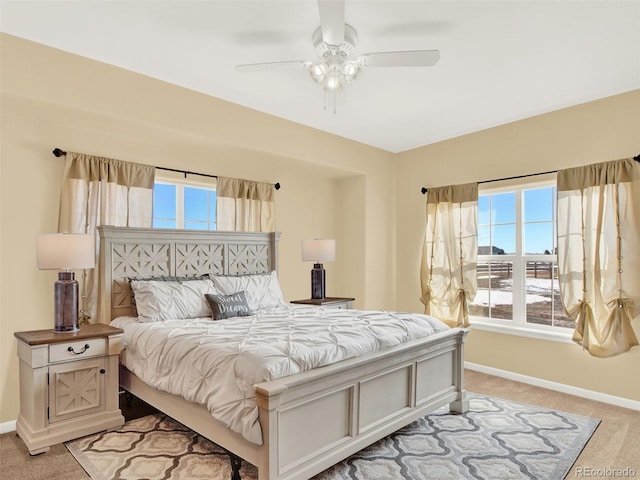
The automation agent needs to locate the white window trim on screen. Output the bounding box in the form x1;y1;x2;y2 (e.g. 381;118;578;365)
471;174;575;342
470;317;574;343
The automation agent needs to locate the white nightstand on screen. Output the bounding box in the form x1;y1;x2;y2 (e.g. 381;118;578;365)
290;297;355;309
14;324;125;455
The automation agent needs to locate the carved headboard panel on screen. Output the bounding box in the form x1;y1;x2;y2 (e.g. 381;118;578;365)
97;226;281;322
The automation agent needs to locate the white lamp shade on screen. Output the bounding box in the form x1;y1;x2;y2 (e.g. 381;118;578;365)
301;239;336;262
36;233;96;270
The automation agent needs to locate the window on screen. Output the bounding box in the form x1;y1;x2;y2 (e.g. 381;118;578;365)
152;178;217;230
470;180;572;331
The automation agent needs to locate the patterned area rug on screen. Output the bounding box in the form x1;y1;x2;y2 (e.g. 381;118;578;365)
65;394;599;480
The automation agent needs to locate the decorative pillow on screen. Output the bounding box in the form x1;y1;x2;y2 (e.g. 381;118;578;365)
128;275;210;313
130;279;217;322
204;291;252;320
211;271;285;311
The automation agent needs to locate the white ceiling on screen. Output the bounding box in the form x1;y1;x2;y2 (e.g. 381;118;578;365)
2;0;639;153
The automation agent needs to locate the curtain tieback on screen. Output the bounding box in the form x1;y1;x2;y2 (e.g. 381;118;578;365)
459;289;469;313
419;289;431;306
577;300;591;350
457;289;469;327
607;298;632;334
606;298;627;310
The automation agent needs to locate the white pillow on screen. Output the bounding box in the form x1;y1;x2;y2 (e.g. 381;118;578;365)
131;279;218;322
211;271;285;311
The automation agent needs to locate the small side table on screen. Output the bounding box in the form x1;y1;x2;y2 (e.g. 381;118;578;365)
14;324;125;455
290;297;355;310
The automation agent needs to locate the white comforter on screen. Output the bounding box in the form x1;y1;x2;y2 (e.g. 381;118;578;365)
111;305;448;444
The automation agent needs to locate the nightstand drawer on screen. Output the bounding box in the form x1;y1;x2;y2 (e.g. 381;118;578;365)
330;302;353;309
49;338;106;363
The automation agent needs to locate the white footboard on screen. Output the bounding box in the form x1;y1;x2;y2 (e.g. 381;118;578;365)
254;328;468;480
120;328;468;480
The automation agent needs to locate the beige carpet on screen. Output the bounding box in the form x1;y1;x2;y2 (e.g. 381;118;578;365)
465;371;640;478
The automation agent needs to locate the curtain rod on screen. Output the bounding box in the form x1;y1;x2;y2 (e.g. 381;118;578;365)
52;148;281;190
420;154;640;195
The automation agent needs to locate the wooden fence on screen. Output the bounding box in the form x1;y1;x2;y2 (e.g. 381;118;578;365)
477;261;555;279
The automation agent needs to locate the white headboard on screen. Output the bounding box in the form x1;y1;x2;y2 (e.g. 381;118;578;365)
97;226;281;322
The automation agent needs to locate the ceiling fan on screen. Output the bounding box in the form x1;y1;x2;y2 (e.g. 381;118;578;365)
235;0;440;111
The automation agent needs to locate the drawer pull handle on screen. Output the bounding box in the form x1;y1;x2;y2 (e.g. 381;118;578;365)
67;344;90;355
100;369;106;374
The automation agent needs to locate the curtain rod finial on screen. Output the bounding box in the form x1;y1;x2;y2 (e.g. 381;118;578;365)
52;148;67;157
275;182;281;190
421;187;428;195
634;154;640;162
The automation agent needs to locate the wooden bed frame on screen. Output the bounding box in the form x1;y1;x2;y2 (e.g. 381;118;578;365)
97;226;469;480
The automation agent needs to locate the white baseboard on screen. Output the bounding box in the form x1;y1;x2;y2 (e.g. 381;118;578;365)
465;362;640;411
0;420;17;434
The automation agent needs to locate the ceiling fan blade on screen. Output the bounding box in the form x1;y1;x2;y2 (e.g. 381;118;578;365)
360;50;440;67
317;0;345;45
235;60;309;73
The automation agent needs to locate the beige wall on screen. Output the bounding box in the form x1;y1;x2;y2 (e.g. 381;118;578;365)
0;34;395;423
395;89;640;402
1;32;638;425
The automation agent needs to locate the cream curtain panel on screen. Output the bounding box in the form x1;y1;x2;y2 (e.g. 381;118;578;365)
58;152;155;322
420;183;478;328
557;158;640;357
216;177;276;232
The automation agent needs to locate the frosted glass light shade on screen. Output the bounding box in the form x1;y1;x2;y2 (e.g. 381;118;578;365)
301;239;336;263
36;233;95;270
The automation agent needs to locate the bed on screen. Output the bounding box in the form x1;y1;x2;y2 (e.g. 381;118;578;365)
97;226;469;480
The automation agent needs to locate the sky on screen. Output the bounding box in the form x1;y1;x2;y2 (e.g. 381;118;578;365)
153;184;217;230
154;183;556;253
478;186;556;255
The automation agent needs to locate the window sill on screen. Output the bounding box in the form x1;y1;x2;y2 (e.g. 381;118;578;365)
469;317;574;344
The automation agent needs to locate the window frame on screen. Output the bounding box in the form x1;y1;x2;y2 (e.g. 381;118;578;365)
152;173;217;231
470;174;573;343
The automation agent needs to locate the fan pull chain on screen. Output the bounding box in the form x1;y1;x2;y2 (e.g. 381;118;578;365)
322;84;338;114
333;87;337;114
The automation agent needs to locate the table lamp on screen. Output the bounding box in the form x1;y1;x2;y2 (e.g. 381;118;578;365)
301;239;335;299
36;233;95;333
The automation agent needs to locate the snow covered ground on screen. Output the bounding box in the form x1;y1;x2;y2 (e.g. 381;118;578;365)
471;289;549;306
471;277;558;306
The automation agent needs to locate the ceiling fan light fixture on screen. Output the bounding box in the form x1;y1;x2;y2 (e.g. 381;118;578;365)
235;1;440;113
325;76;342;91
341;62;360;82
309;61;358;91
310;63;328;82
